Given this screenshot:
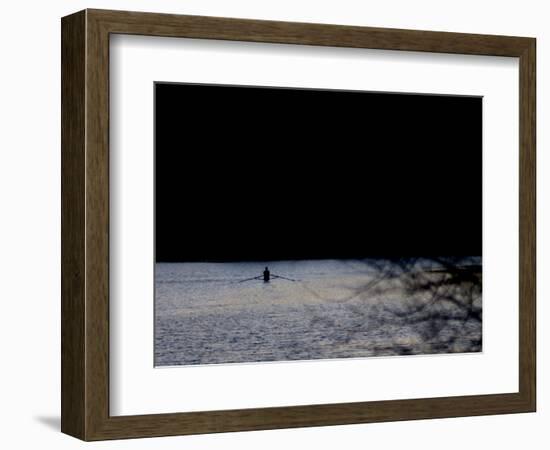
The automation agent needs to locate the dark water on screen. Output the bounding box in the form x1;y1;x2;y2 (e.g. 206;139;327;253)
155;258;482;366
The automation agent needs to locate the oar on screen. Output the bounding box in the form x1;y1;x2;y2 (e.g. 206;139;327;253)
271;274;299;282
237;276;263;283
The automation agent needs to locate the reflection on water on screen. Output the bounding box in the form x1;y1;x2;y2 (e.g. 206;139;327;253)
155;258;482;366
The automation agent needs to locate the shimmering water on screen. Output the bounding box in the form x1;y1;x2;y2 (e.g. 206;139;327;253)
155;258;482;366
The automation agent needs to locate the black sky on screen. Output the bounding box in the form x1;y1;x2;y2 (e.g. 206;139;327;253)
155;83;482;262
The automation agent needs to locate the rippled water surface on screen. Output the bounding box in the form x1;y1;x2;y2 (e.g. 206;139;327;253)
155;259;482;366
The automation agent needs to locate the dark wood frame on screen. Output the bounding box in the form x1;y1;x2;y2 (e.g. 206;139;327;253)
61;8;536;441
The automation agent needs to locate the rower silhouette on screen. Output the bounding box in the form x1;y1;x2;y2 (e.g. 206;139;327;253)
236;268;297;284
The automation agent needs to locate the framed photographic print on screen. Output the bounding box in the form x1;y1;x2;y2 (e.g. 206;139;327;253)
61;9;536;440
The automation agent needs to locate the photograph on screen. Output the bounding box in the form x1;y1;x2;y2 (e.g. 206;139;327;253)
53;6;536;443
154;82;482;367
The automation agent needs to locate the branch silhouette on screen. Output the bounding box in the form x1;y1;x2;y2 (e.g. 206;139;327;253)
302;256;482;356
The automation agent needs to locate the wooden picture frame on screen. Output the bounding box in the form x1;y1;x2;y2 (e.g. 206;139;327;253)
61;9;536;441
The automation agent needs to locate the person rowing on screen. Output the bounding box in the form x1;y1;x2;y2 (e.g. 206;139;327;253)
237;267;298;283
